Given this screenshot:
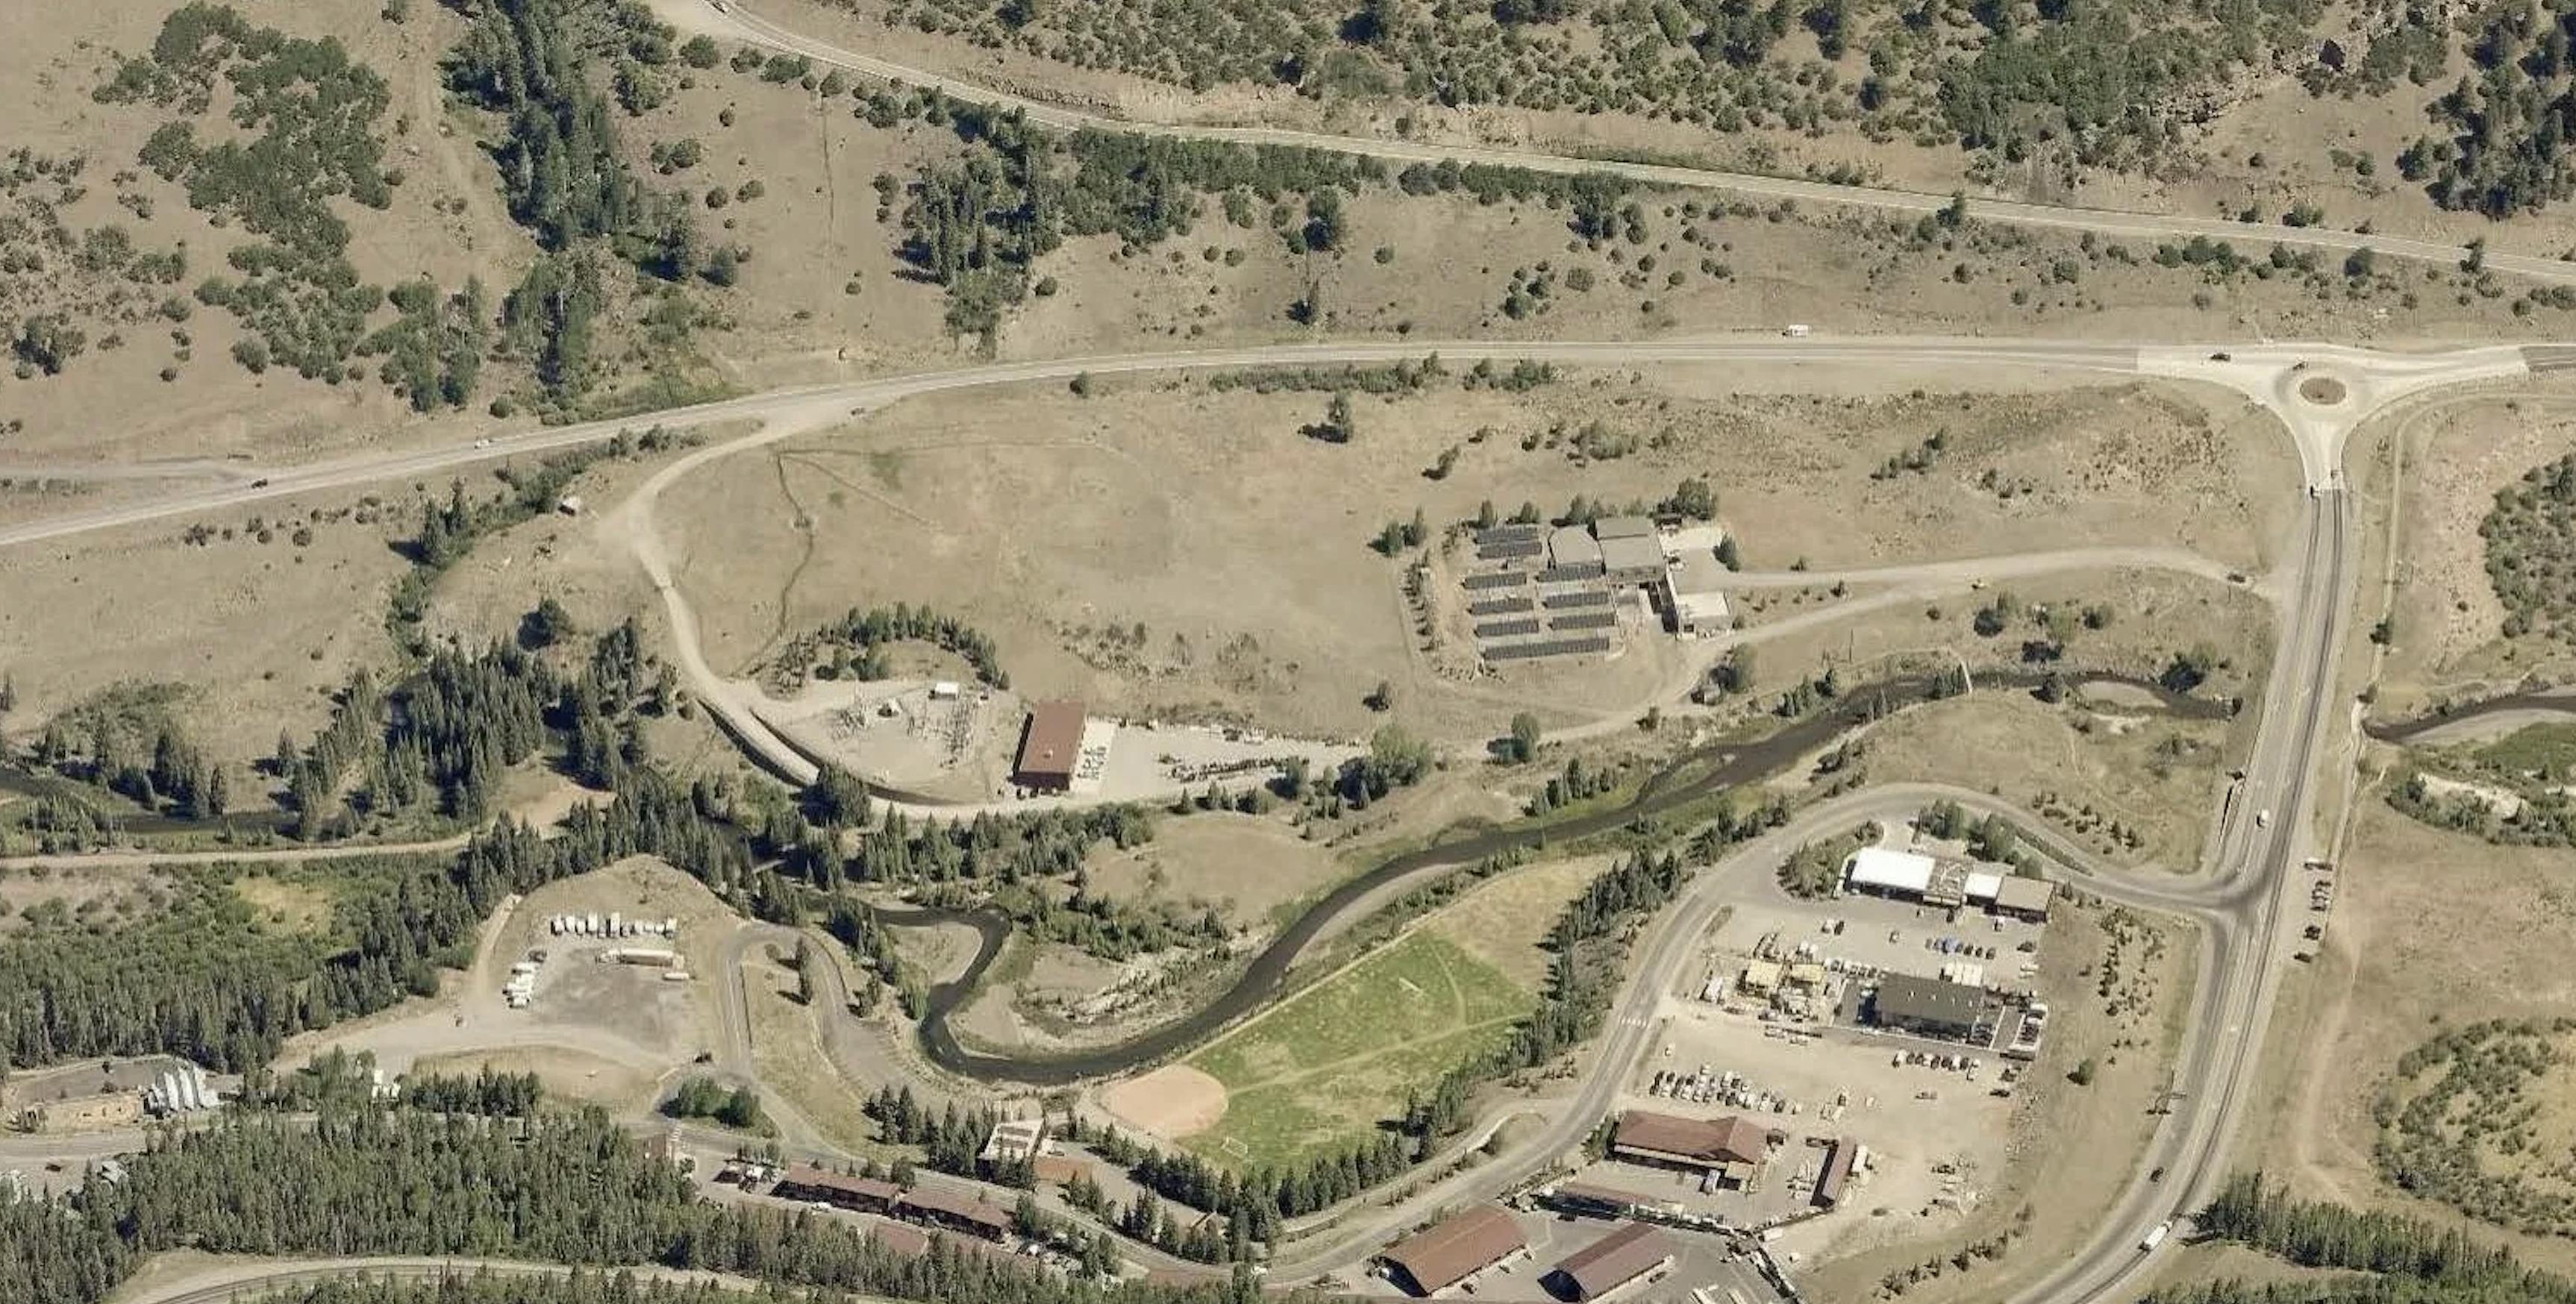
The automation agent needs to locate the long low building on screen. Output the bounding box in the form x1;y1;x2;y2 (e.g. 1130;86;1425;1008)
1381;1206;1529;1297
771;1164;902;1214
1611;1110;1780;1182
892;1185;1016;1241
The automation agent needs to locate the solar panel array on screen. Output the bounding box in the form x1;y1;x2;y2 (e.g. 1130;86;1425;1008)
1484;636;1613;661
1549;611;1617;632
1542;589;1613;609
1475;617;1543;639
1468;596;1536;617
1462;571;1528;591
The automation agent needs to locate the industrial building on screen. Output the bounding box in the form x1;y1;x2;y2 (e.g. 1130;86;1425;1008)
1547;1221;1677;1301
1610;1111;1781;1183
1866;974;1986;1041
1842;847;2056;921
1812;1138;1860;1209
1012;700;1087;791
1380;1206;1530;1296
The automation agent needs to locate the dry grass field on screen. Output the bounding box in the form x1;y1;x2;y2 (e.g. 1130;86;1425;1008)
1083;811;1344;931
772;0;2576;261
0;0;2562;489
2254;796;2576;1275
0;484;412;762
1856;694;2242;874
2367;389;2576;718
656;371;2292;750
1736;567;2280;699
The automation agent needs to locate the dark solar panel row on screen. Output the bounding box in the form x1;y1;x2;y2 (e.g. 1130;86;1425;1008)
1484;636;1613;661
1474;618;1543;639
1542;589;1614;609
1537;565;1604;584
1461;571;1528;591
1473;524;1545;545
1477;541;1545;561
1551;611;1617;632
1468;596;1535;616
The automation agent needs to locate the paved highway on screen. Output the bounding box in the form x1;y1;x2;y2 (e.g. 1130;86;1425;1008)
663;0;2576;286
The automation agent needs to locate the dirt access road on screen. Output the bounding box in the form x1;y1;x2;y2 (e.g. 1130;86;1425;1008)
672;0;2576;286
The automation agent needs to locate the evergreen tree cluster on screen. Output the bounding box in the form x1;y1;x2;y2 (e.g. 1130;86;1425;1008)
0;857;455;1073
664;1076;769;1132
773;604;1013;689
863;1085;1035;1190
2160;1171;2576;1304
6;610;769;1077
7;1099;1317;1304
772;800;1152;897
96;3;403;384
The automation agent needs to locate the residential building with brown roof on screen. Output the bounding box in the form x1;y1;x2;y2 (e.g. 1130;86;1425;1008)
1381;1206;1530;1296
770;1164;901;1214
894;1185;1016;1241
1548;1221;1677;1301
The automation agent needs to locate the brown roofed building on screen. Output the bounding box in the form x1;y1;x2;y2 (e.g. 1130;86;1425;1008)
1548;1222;1677;1301
1813;1138;1858;1209
1381;1206;1530;1297
894;1186;1017;1241
1611;1110;1779;1174
770;1164;901;1214
1013;701;1087;792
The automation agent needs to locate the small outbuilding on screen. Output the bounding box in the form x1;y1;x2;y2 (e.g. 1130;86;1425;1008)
1993;875;2056;921
1598;533;1668;583
1548;524;1605;573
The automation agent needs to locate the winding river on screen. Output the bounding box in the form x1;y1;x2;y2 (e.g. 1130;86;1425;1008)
878;671;2224;1086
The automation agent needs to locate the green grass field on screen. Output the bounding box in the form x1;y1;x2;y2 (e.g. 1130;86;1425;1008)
2477;723;2576;780
1185;930;1531;1170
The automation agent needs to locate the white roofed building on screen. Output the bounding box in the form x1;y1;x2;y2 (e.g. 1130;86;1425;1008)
1842;847;1936;897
